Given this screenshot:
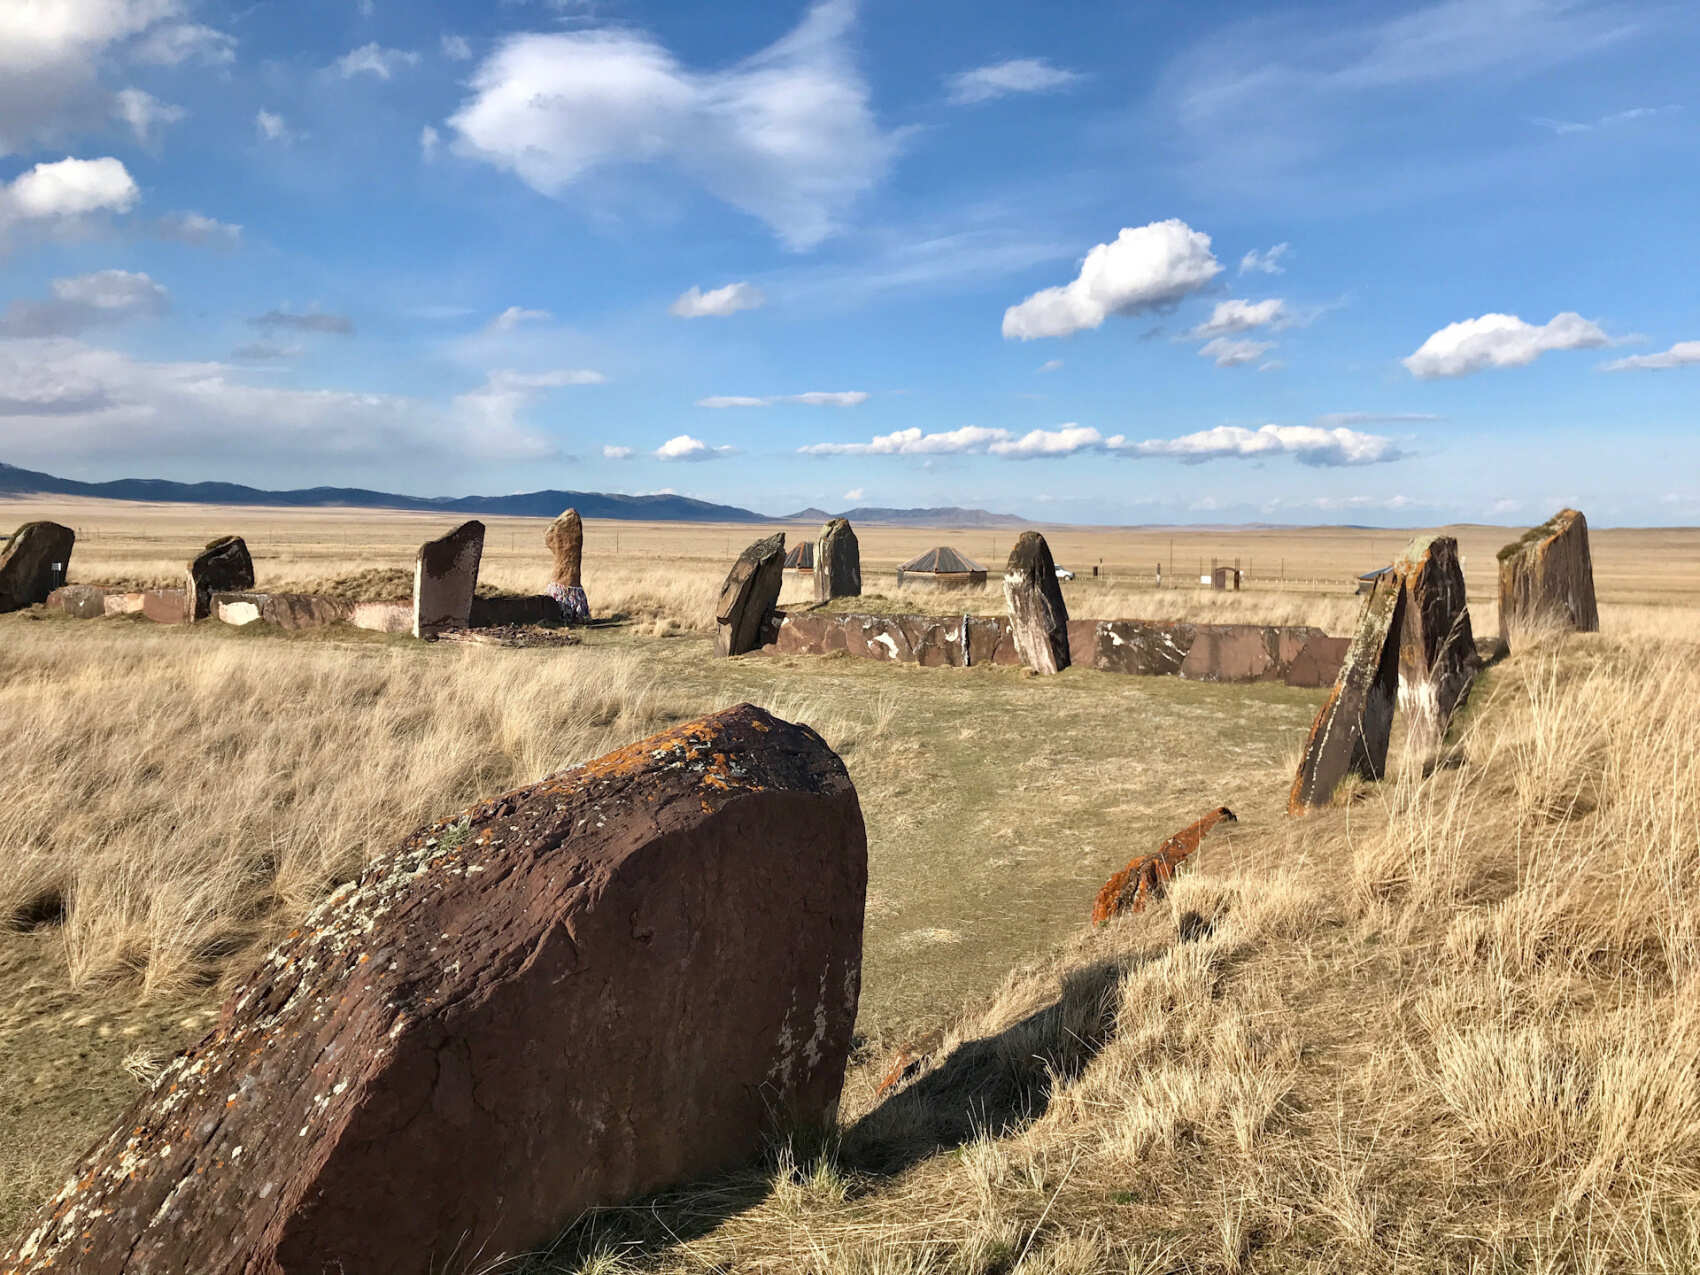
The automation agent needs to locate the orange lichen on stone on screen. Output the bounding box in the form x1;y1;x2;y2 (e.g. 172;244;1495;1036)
1091;806;1237;925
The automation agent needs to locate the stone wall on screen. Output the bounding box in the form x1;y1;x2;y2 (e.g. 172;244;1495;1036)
767;610;1348;687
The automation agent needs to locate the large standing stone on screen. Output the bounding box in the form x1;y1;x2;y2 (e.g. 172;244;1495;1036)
1497;507;1599;647
715;531;785;657
2;705;866;1275
1288;569;1406;814
545;508;590;622
1002;530;1070;674
0;521;75;612
814;518;862;603
186;535;255;621
1396;534;1479;751
413;519;485;637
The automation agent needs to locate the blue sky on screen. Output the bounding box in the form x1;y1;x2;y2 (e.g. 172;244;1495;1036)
1;0;1695;525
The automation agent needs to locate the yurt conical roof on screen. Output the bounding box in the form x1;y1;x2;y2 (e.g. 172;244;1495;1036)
898;545;985;574
784;541;815;569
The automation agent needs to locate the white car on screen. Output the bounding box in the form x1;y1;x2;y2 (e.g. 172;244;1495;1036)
1055;566;1075;581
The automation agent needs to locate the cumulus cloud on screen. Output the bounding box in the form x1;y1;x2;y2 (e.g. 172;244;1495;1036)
112;88;185;144
800;425;1014;456
446;0;900;249
334;43;421;79
1198;336;1276;367
451;368;602;458
0;270;169;337
250;309;355;335
945;58;1082;105
1002;219;1222;340
670;281;765;318
420;124;440;160
1603;340;1700;371
1403;311;1610;377
697;390;868;407
1125;424;1402;466
601;444;634;459
255;109;298;144
843;487;863;501
441;34;472;60
493;305;551;330
1239;243;1289;274
1189;297;1286;338
130;22;235;66
0;156;138;225
655;433;734;461
155;210;241;246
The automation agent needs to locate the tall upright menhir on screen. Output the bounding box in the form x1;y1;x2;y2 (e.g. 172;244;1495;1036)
546;507;591;622
1497;507;1598;649
1003;530;1070;674
0;520;75;613
815;517;862;603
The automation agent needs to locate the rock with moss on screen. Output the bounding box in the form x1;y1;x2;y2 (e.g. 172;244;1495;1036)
1396;534;1479;751
0;520;75;612
1002;530;1070;674
1;704;867;1275
1496;508;1598;647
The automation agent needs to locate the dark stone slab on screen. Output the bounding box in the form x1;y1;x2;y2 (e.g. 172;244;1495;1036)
0;521;74;612
1002;531;1070;674
414;520;485;637
814;518;861;603
469;594;560;628
187;536;255;621
715;533;785;657
1396;534;1480;750
1497;507;1598;647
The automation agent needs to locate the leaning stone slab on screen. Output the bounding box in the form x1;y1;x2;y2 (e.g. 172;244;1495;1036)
413;520;485;638
715;532;785;657
187;536;255;621
2;704;867;1275
1288;570;1406;814
140;588;188;624
1002;531;1070;674
46;584;108;618
814;517;861;603
1396;534;1479;751
0;521;75;612
1092;807;1237;925
1497;507;1598;647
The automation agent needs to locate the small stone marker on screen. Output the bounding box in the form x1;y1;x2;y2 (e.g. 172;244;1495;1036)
545;507;590;622
0;520;75;612
186;535;255;621
413;519;485;637
1092;807;1237;925
1497;507;1598;648
1;704;866;1275
715;531;785;657
1002;530;1070;674
1396;534;1479;752
814;517;862;603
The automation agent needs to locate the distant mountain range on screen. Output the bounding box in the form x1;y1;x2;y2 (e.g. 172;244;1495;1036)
0;461;1026;527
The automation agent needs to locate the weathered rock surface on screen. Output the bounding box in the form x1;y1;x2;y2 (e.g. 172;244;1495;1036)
814;518;861;603
2;704;866;1275
0;521;75;612
470;593;561;628
1002;531;1070;674
350;601;412;634
141;588;189;624
1092;807;1237;925
1287;635;1353;690
46;584;108;618
545;508;591;621
213;593;355;630
716;532;785;657
103;591;145;616
1288;570;1406;814
1396;535;1479;750
186;536;255;621
1497;507;1599;646
413;520;485;638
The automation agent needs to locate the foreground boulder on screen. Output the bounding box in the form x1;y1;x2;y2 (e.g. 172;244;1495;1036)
814;517;861;603
186;536;255;621
3;704;866;1275
1497;507;1598;647
0;521;75;612
546;507;590;622
413;519;485;637
1288;570;1406;814
1092;807;1236;925
715;531;785;656
1396;534;1479;752
1003;531;1070;674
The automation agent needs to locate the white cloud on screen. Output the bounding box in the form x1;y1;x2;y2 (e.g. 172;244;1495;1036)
1037;358;1062;373
945;58;1083;105
1403;311;1610;377
655;433;734;461
670;281;766;318
130;22;235;66
446;0;900;249
1199;336;1276;367
420;124;440;160
1603;340;1700;371
0;156;138;224
450;368;600;457
0;269;168;337
696;390;868;408
601;444;634;459
1258;360;1285;372
154;211;240;247
255;109;298;144
991;425;1109;458
843;487;864;501
1125;423;1402;466
334;43;421;79
1002;219;1222;340
1189;297;1287;338
1239;243;1290;274
441;34;472;61
112;88;185;144
493;305;551;330
1531;104;1679;134
800;425;1013;456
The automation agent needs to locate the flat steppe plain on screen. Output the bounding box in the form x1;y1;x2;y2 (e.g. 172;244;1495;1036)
3;498;1698;1271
